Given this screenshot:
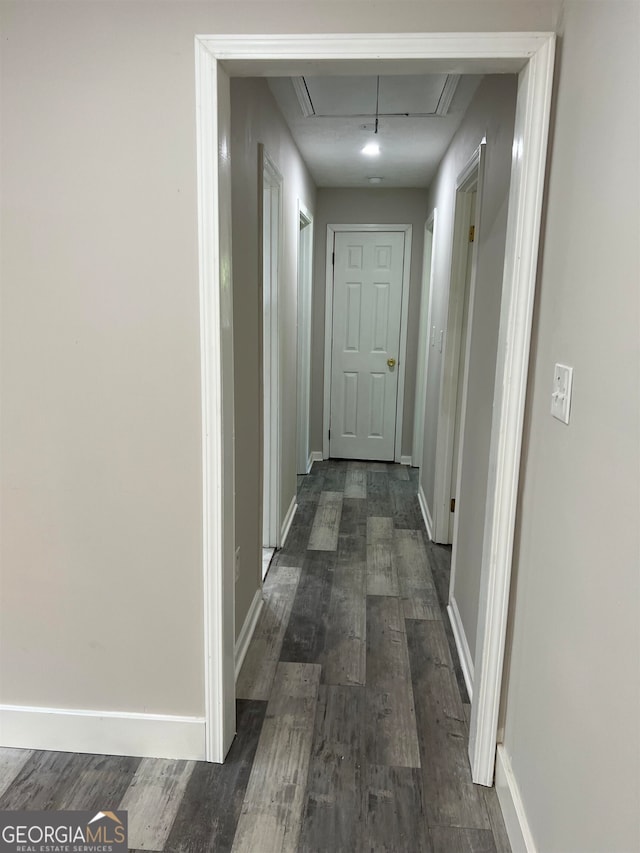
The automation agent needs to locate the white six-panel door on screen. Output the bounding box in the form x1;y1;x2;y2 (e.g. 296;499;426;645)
330;231;405;460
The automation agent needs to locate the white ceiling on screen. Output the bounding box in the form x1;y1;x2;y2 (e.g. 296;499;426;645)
267;73;483;188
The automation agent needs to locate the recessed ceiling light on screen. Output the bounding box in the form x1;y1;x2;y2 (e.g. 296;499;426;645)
368;177;383;184
361;142;380;156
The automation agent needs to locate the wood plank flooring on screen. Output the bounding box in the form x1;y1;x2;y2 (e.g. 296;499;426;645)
0;460;510;852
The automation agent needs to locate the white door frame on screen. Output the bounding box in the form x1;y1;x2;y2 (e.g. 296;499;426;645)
296;202;314;474
322;223;412;463
261;146;283;549
194;32;555;781
442;147;485;705
433;144;486;544
194;52;236;763
412;210;437;469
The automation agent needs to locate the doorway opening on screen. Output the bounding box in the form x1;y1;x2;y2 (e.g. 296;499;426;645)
433;145;485;545
195;33;555;781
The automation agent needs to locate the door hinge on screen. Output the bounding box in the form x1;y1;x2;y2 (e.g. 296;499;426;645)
328;429;331;440
468;225;475;243
332;251;335;265
450;498;456;513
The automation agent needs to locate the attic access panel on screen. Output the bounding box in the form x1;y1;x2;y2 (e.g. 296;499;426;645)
297;74;460;117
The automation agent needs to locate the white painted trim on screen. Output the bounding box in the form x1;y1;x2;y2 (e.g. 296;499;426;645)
447;598;474;701
309;450;323;467
469;35;556;787
203;33;553;63
235;589;264;682
433;144;484;544
400;455;412;466
395;227;413;463
323;223;412;462
261;147;284;548
495;745;537;853
291;76;314;116
0;705;206;761
322;228;334;461
436;74;460;116
195;38;236;763
412;210;437;468
195;30;556;783
296;202;314;475
457;145;485;190
280;496;298;547
417;483;434;541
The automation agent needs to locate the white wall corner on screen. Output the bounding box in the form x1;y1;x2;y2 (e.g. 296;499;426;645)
280;496;298;547
0;705;206;761
447;598;474;701
235;588;264;682
400;455;412;466
417;484;434;541
495;744;537;853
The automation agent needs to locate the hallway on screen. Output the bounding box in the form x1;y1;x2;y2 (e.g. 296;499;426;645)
234;459;510;852
0;460;510;852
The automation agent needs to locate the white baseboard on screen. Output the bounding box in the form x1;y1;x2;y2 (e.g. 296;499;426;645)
495;744;537;853
0;704;205;760
235;588;263;682
309;451;323;468
447;597;474;701
306;451;320;472
280;496;297;547
400;455;412;466
417;484;434;540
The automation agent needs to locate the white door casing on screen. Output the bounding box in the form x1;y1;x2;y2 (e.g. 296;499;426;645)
195;48;236;763
412;211;437;469
296;203;314;474
449;190;477;542
329;231;405;461
195;33;555;780
261;147;283;550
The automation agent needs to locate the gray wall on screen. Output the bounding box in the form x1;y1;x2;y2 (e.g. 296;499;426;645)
310;188;429;458
0;0;207;715
230;78;316;636
420;75;518;665
500;2;640;850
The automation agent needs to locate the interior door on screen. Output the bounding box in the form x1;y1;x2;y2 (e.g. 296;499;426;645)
329;230;405;460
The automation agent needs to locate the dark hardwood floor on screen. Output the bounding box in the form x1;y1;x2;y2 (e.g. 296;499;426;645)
0;460;510;852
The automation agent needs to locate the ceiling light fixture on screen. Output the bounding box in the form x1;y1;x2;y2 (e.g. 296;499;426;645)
362;142;380;156
368;177;383;184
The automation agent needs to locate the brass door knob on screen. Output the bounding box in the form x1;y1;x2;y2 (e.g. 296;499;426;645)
387;358;396;368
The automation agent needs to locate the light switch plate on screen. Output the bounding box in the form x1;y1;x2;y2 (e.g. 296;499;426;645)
551;363;573;424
